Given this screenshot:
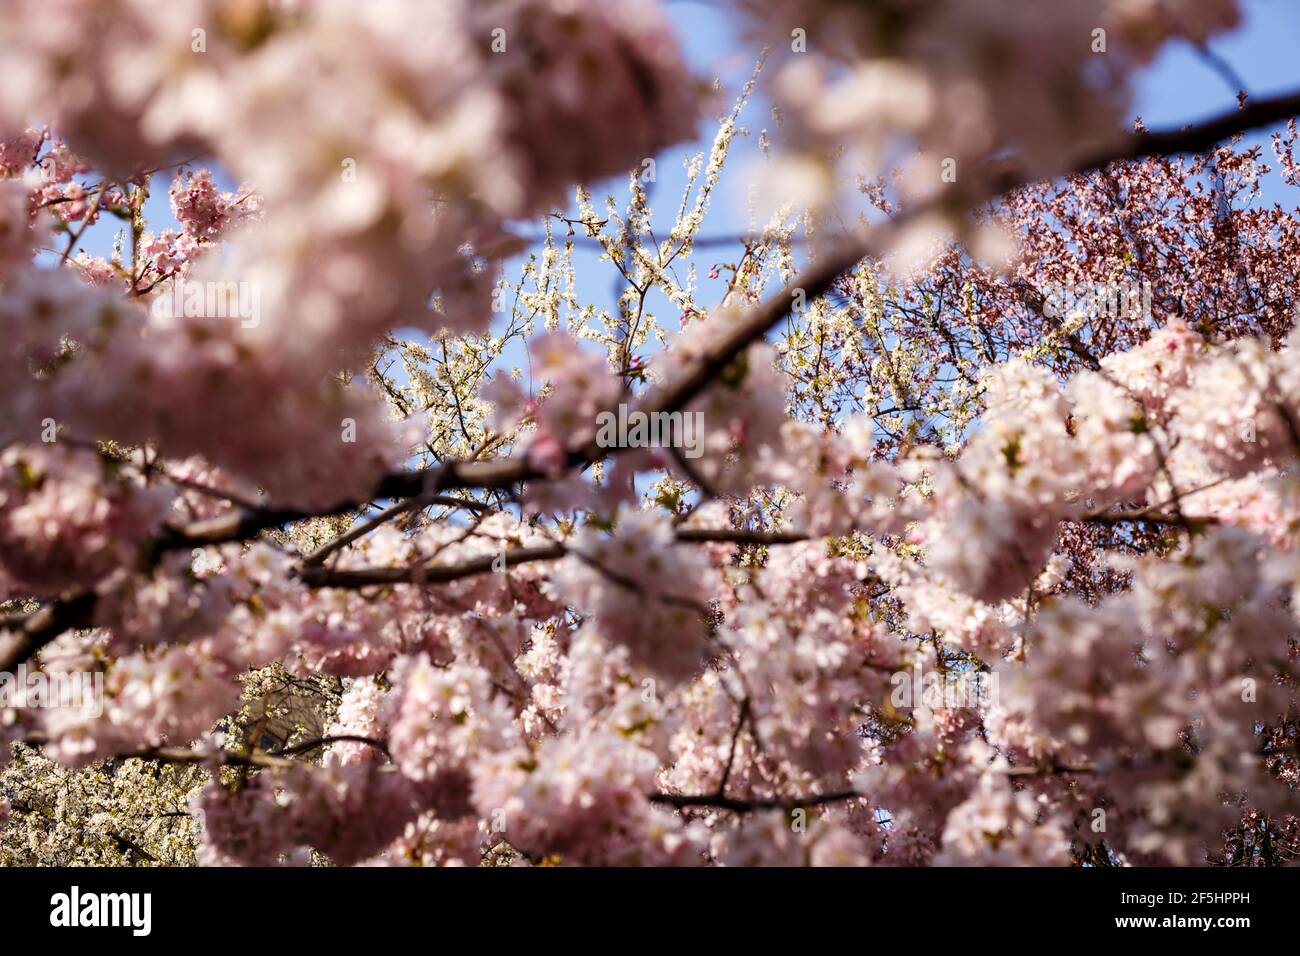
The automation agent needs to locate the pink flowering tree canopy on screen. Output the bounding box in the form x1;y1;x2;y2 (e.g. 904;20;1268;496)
0;0;1299;867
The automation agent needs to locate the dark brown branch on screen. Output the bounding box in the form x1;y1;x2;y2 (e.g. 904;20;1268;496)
716;697;750;798
298;543;567;588
0;591;97;673
267;735;391;758
121;745;297;770
109;832;157;864
1079;509;1218;529
649;787;860;814
301;493;486;567
115;736;391;769
652;762;1097;814
1091;90;1300;169
672;528;809;545
1004;762;1096;778
296;528;813;589
989;88;1300;193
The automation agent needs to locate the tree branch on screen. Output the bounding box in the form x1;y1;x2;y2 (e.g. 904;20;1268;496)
296;528;813;589
648;787;860;813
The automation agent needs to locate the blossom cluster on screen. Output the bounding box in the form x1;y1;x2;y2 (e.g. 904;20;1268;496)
4;0;1300;871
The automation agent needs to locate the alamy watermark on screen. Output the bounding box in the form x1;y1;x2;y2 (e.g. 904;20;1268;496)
50;886;151;936
0;664;103;718
595;404;705;459
151;279;261;328
889;663;998;711
1042;280;1152;321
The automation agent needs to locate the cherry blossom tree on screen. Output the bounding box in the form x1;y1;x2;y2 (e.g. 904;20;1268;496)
1;0;1299;866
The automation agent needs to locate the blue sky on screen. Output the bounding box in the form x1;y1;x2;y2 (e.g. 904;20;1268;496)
509;0;1300;369
657;0;1300;244
1134;0;1300;125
